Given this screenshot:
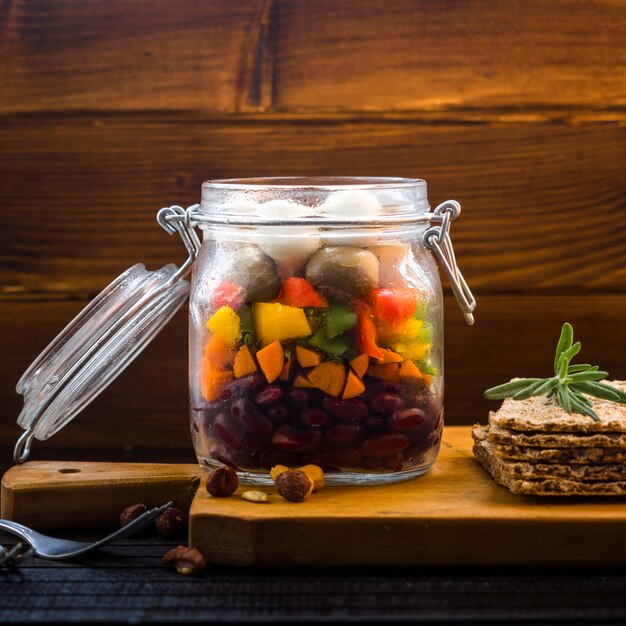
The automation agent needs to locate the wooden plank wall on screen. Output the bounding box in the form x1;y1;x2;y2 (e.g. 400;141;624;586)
1;0;625;458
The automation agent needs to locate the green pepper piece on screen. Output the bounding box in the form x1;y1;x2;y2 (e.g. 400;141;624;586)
309;328;350;357
323;304;358;338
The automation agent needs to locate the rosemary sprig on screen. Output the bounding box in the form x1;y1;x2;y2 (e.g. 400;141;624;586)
484;323;626;422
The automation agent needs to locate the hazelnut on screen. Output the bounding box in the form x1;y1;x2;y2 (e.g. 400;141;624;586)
155;506;187;539
163;545;206;575
270;464;325;491
275;469;314;502
119;503;148;528
206;465;239;498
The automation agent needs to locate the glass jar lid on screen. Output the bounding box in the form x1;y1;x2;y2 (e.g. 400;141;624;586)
13;206;199;463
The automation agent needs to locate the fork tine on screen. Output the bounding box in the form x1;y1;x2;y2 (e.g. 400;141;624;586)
0;542;24;566
14;546;34;564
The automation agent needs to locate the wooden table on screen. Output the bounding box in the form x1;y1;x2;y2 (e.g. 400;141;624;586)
3;528;626;622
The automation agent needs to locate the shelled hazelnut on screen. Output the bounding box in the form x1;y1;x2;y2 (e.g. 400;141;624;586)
119;503;148;528
155;506;187;539
163;545;206;575
206;465;239;497
275;469;314;502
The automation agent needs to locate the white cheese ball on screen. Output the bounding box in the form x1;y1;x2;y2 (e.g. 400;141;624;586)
321;189;382;218
256;199;319;269
321;190;381;246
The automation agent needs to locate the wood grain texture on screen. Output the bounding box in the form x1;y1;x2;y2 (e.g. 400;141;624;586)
2;1;626;114
2;295;624;450
1;117;625;296
189;426;626;567
1;461;202;529
0;0;267;114
273;0;626;113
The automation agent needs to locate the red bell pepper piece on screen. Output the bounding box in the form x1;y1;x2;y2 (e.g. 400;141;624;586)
280;277;328;308
354;301;384;360
367;288;417;325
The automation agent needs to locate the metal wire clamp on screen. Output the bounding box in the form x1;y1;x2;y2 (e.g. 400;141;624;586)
423;201;476;325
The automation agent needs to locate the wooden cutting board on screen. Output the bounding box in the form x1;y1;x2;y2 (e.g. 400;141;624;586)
190;426;626;567
1;461;202;529
4;427;626;567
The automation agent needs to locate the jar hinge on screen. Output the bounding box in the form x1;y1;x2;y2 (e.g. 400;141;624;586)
424;200;476;325
156;204;202;282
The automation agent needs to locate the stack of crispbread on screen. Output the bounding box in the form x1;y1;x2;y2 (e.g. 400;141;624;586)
472;380;626;496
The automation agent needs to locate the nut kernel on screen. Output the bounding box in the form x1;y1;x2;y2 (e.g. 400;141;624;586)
155;506;187;539
275;469;314;502
163;545;206;575
119;503;148;528
206;465;239;498
241;490;269;503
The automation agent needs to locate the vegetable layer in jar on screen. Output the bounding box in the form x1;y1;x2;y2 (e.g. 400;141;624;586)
189;192;443;477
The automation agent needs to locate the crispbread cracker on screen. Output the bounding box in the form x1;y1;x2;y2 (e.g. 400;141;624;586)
472;425;626;464
473;437;626;496
488;423;626;448
474;430;626;481
489;380;626;433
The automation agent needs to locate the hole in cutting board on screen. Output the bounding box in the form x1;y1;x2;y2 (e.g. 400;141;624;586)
58;468;81;474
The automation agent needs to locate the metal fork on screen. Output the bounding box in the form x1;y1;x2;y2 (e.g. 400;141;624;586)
0;501;172;560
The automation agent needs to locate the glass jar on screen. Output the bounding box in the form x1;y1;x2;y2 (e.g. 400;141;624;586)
187;177;474;485
13;176;474;485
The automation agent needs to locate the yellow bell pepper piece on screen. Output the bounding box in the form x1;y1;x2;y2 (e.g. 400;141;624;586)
252;302;311;345
207;305;242;346
378;318;423;344
389;340;431;361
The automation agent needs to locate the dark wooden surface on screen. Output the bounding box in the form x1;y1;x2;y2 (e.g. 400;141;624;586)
3;529;626;624
1;2;625;450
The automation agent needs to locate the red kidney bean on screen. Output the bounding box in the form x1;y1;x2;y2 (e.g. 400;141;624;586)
214;412;246;452
322;397;345;418
255;385;284;407
324;424;364;448
230;399;273;441
383;452;404;472
369;392;403;415
198;400;229;417
192;421;200;433
220;387;233;400
360;433;409;458
265;403;291;424
316;448;362;468
215;411;267;454
323;397;369;423
286;388;313;411
365;417;386;433
361;456;384;470
208;443;243;471
405;430;439;455
271;426;321;452
390;407;428;432
406;427;438;449
364;379;399;396
210;443;259;470
259;449;303;470
301;409;330;429
226;373;266;396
